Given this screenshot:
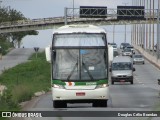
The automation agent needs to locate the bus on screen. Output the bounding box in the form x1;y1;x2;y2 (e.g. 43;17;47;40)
46;25;110;108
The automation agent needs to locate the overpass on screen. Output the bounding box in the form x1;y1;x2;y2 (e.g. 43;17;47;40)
0;7;160;64
0;8;158;33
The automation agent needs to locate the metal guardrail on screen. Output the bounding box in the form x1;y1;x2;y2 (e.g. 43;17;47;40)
0;17;65;33
0;8;159;33
0;17;118;33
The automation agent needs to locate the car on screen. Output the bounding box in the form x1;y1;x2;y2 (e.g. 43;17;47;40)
120;43;130;49
110;56;135;84
132;54;145;64
122;48;133;57
124;45;135;54
109;43;117;51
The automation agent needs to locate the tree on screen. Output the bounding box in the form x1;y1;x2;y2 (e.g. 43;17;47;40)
10;31;38;48
8;8;38;48
0;7;9;22
0;6;38;49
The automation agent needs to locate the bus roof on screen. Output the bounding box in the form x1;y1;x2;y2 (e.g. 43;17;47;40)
53;25;106;34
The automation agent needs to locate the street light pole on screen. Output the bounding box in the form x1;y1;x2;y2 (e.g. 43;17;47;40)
122;2;128;43
73;0;74;19
113;24;115;43
125;23;126;43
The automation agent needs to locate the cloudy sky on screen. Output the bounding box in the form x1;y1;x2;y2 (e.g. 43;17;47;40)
2;0;132;19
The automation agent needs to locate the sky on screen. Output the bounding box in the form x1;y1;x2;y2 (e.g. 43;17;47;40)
2;0;132;19
0;0;142;48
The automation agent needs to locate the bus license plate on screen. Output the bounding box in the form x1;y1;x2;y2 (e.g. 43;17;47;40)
76;92;85;96
120;80;125;82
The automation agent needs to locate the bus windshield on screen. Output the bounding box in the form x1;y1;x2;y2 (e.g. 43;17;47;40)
52;33;108;81
52;49;107;81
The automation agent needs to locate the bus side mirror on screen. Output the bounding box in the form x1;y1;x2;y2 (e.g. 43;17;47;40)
133;67;135;71
158;79;160;85
45;46;51;63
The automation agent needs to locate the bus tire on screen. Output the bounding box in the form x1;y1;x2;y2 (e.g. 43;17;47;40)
100;100;107;107
53;100;67;108
92;100;107;107
111;81;114;85
92;101;99;107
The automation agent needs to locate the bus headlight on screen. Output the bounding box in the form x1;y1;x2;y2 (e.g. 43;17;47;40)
53;84;65;89
96;84;109;89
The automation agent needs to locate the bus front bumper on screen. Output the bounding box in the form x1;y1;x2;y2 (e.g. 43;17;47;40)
52;87;109;101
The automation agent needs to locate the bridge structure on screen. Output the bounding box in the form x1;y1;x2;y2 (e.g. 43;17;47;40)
0;7;160;63
0;8;159;33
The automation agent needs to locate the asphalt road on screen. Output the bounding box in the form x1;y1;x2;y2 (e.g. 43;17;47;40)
0;48;35;74
1;48;160;120
22;55;160;120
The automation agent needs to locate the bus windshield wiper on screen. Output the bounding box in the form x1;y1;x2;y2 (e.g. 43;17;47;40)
67;62;78;81
82;62;94;81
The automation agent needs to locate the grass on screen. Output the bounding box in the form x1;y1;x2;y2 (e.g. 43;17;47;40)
0;51;51;113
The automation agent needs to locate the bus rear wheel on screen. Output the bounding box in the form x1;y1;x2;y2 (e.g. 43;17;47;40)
53;100;67;108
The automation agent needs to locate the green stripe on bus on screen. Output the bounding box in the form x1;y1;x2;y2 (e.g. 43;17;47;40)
52;79;108;86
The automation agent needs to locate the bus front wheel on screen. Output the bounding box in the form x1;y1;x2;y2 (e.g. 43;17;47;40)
53;100;67;108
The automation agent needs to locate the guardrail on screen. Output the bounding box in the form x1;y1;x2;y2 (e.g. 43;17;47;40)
0;17;64;28
0;8;159;33
0;17;118;33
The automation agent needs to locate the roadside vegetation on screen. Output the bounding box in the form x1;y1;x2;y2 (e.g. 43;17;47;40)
0;52;50;119
0;5;42;120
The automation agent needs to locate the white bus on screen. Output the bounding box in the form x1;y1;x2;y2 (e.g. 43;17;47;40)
47;25;110;108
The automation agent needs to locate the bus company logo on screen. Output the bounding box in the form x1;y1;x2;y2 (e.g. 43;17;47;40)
2;112;11;117
86;82;97;85
65;82;75;86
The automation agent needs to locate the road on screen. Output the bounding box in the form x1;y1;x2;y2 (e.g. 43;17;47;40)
0;48;36;74
20;55;160;120
1;49;160;120
0;48;44;74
